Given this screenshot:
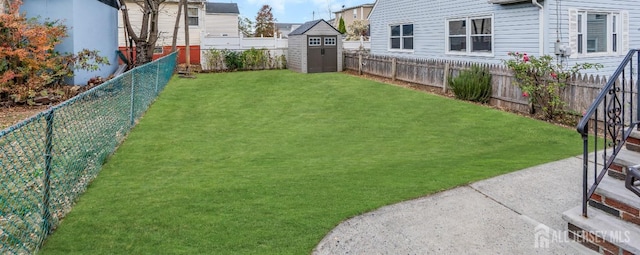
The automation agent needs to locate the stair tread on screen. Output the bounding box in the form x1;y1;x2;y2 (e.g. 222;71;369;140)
629;128;640;139
563;206;640;254
611;148;640;167
593;174;640;211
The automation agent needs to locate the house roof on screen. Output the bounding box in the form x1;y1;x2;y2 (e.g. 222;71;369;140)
205;2;240;14
276;23;302;30
289;19;340;36
333;3;375;14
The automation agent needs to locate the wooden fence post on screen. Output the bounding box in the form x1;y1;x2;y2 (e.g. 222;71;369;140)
358;53;363;75
443;62;450;93
391;58;397;81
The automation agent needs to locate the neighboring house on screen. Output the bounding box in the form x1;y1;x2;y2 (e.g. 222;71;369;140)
276;23;302;38
118;0;206;65
200;3;288;51
19;0;120;85
333;3;374;34
204;2;240;37
368;0;640;76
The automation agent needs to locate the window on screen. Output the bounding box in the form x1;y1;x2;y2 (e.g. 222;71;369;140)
353;9;357;19
153;47;163;54
571;9;627;56
309;37;321;46
389;24;413;50
446;16;493;55
324;37;336;46
188;7;199;26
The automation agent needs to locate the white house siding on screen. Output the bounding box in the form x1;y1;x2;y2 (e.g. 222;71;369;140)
118;2;202;47
204;14;239;37
545;0;640;76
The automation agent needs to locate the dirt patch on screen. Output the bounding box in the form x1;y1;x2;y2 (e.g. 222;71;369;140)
0;105;48;130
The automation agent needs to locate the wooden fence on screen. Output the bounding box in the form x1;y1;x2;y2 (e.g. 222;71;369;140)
344;53;613;115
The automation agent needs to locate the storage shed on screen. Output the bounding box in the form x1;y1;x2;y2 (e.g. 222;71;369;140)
288;19;343;73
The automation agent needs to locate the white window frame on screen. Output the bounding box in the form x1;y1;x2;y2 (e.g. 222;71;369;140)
187;7;199;27
324;37;337;46
576;11;620;57
445;14;494;56
309;37;322;46
353;9;357;19
388;23;414;52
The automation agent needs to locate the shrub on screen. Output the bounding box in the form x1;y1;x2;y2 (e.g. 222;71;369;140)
0;0;109;105
241;48;269;70
447;65;492;103
223;50;243;71
504;52;602;120
204;49;224;71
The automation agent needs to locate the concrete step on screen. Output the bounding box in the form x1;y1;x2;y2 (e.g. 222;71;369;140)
591;174;640;227
563;206;640;254
625;128;640;153
608;148;640;180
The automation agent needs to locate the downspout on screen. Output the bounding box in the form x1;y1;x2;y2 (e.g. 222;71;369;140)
533;0;544;55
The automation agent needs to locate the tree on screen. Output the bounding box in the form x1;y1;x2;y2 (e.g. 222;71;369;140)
0;0;108;104
338;17;346;34
254;5;276;37
238;17;254;37
345;20;368;40
118;0;165;66
171;0;184;52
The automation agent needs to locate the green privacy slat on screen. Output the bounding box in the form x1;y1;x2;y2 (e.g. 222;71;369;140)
0;52;178;254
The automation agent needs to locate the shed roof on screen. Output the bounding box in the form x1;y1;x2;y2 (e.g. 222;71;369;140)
289;19;340;36
97;0;119;9
205;2;240;14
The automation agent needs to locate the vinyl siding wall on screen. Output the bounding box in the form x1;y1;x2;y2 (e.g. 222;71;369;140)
118;2;203;47
370;0;540;63
21;0;119;85
287;35;305;73
545;0;640;76
370;0;640;77
204;14;239;37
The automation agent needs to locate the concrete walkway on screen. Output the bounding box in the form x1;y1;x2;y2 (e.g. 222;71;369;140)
313;156;597;254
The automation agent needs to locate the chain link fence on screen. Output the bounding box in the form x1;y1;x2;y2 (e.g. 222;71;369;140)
0;52;177;254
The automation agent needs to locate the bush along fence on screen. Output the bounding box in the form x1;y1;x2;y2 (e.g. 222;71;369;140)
344;53;616;118
0;52;178;254
201;48;287;72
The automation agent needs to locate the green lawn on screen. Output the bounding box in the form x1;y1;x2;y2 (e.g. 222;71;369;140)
40;70;582;254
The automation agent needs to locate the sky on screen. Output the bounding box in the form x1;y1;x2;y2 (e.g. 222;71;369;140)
223;0;374;24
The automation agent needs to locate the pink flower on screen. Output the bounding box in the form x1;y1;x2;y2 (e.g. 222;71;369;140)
582;111;587;116
522;92;529;97
522;53;529;62
551;72;558;79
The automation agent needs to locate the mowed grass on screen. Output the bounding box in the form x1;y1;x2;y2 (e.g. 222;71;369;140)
41;70;582;254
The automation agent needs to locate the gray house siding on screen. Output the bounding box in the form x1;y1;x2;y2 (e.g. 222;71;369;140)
370;0;640;77
21;0;119;85
288;35;305;73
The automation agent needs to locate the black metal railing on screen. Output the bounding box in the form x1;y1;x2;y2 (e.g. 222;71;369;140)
577;49;640;217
